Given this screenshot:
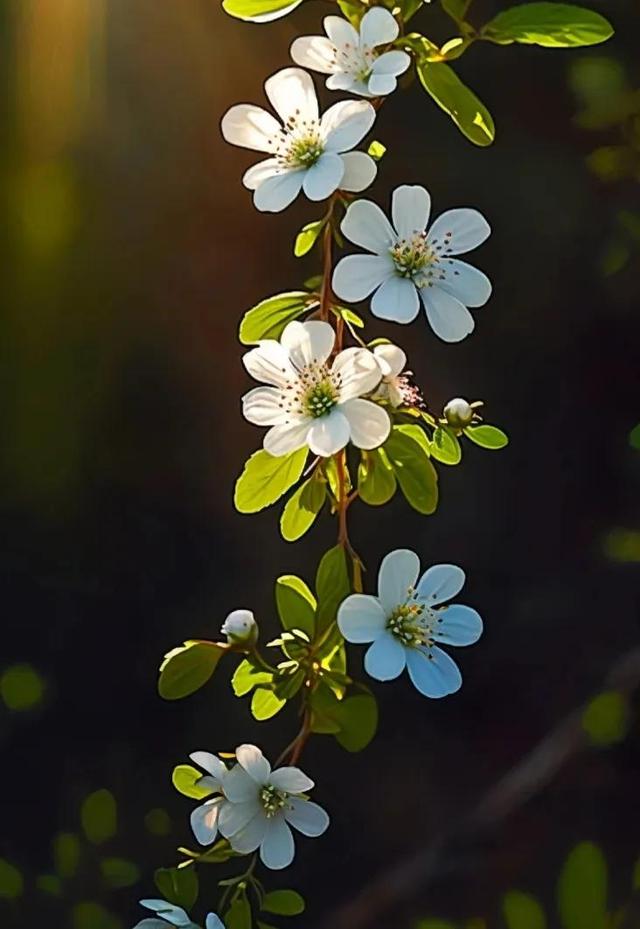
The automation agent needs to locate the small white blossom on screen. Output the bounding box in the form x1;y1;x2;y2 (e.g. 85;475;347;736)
372;343;423;409
221;608;258;645
443;397;477;428
137;899;198;927
338;549;483;698
291;9;411;98
219;744;329;870
221;67;377;212
332;184;492;342
242;320;390;457
188;751;230;846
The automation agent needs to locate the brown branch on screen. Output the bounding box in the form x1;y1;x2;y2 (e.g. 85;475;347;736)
318;647;640;929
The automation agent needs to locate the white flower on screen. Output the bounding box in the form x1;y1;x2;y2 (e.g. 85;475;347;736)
221;67;377;213
188;751;229;846
221;608;258;644
137;899;198;927
332;184;492;342
218;744;329;870
337;549;483;698
242;320;390;457
206;916;224;929
372;343;422;408
291;9;411;98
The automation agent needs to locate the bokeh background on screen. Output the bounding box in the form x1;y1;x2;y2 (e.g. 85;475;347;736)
2;0;639;927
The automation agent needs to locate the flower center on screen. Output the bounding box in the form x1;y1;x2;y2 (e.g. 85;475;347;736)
332;42;376;84
279;362;343;423
387;602;427;646
304;380;338;418
269;110;325;170
390;232;436;286
260;784;288;817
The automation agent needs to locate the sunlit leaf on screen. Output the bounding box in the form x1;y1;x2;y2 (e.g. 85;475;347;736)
235;448;308;514
158;641;224;700
503;890;547;929
172;764;215;800
239;292;311;344
384;427;438;514
358;447;397;505
275;575;317;637
582;691;628;747
367;140;387;161
335;693;378;752
232;659;273;697
417;59;495;146
81;789;117;845
155;866;199;909
280;475;326;541
294;220;324;257
251;686;287;720
464;424;509;449
223;0;303;21
430;426;462;465
315;545;351;633
557;842;607;929
262;889;305;915
483;3;613;48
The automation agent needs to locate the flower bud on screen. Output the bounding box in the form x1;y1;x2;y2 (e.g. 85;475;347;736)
443;397;475;429
221;609;258;645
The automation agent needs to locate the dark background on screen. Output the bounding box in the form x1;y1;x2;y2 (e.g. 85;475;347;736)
2;0;639;927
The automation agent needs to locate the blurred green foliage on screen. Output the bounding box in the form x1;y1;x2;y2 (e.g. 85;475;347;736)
0;663;46;710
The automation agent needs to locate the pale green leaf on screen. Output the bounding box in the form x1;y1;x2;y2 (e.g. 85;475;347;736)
262;889;305;915
158;641;224;700
294;220;324;257
430;426;462;465
223;0;302;23
172;764;214;800
239;292;311;345
367;140;387;161
235;447;308;514
463;424;509;449
358;447;396;505
315;545;351;633
251;686;286;720
232;659;273;697
280;476;326;541
483;3;613;48
275;575;316;637
384;427;439;514
417;59;495;146
557;842;607;929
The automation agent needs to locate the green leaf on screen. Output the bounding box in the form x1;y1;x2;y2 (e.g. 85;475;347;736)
333;305;365;329
223;0;302;22
417;59;495;146
336;0;365;25
367;140;387;161
158;641;224;700
335;694;378;752
483;3;613;48
280;476;326;541
239;292;311;345
503;890;547;929
463;424;509;449
430;426;462;465
226;894;252;929
154;866;199;910
0;859;23;899
262;889;305;916
315;545;351;633
251;686;286;720
101;857;141;889
275;575;317;637
582;691;628;747
441;0;468;23
309;681;344;734
53;832;81;878
235;447;308;514
395;422;432;456
232;659;273;697
172;764;214;800
294;221;324;258
384;427;439;515
358;448;397;505
81;789;117;845
557;842;607;929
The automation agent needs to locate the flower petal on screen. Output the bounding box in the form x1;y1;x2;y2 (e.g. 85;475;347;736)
378;549;421;612
189;751;226;782
284;798;330;836
269;767;314;793
420;285;475;343
373;343;406;378
190;799;221;846
341;199;396;254
290;35;337;74
206;915;225;929
264;67;318;124
321;100;376;153
340;398;390;449
221;104;281;153
260;816;295;870
359;6;399;46
324;14;359;48
243;158;281;191
326;73;365;94
236;744;271;784
406;646;462;698
433;258;492;308
140;901;191;927
392;185;431;239
364;632;407;680
417;563;465;605
228;811;268;854
433;604;483;646
281;320;335;367
264;421;311;456
370;49;411;76
242;386;288;426
302;152;344;201
371;274;420;323
426;208;490;255
254;170;304;213
332;346;381;400
223;764;259;803
338;594;386;643
307;409;351;456
243;340;296;387
218;799;261;838
332;254;394;302
339;152;377;193
367;74;398;96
